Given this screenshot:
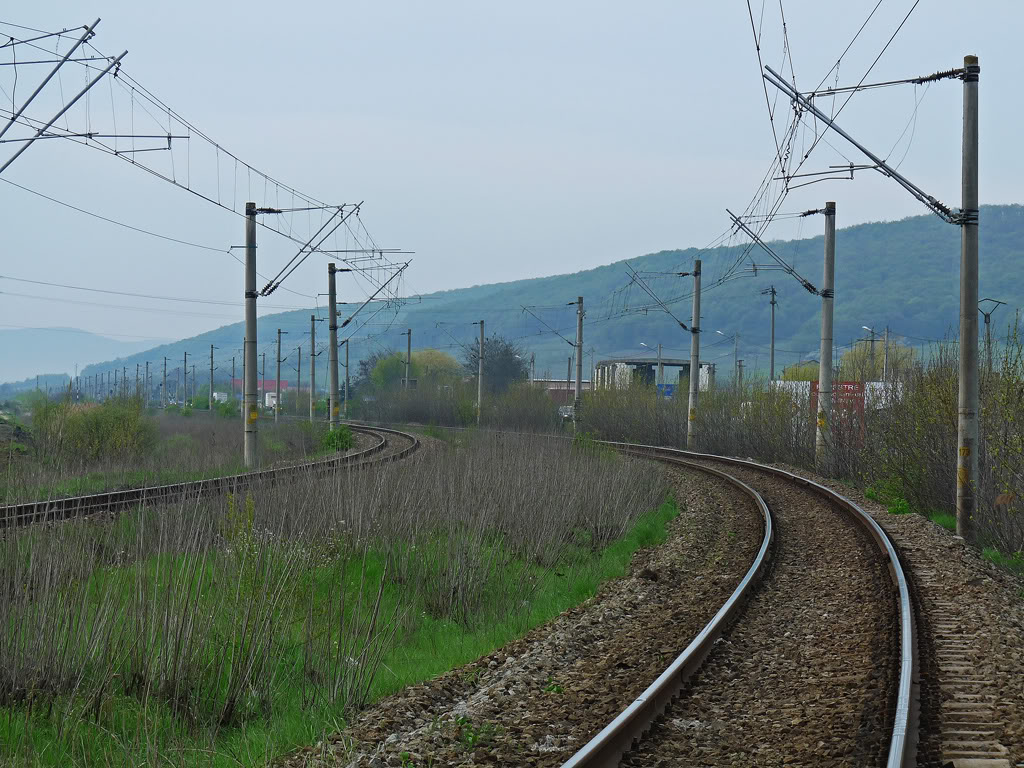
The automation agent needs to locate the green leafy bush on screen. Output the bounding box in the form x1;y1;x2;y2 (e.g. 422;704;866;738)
321;425;354;453
31;395;157;464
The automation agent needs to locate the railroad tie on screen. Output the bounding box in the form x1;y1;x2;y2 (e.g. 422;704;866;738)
909;560;1011;768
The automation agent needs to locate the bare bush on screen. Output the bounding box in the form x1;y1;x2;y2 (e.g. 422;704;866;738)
0;431;665;762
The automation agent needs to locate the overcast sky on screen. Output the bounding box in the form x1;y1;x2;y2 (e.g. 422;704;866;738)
0;1;1018;348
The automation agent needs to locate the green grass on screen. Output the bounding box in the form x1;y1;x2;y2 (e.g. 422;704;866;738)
928;512;957;532
982;546;1024;575
0;496;679;767
866;478;957;531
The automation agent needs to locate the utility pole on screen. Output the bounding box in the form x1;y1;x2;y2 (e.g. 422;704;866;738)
882;326;890;383
310;314;320;423
957;55;980;540
231;357;235;400
687;259;701;449
816;201;836;475
404;328;412;389
275;329;287;423
114;368;119;397
162;358;167;407
328;263;341;429
243;201;259;467
574;296;583;413
344;339;350;418
296;345;301;415
191;365;196;405
979;299;1006;376
567;356;572;407
868;327;876;380
762;285;777;380
477;320;484;426
135;363;140;396
209;344;215;410
733;333;740;391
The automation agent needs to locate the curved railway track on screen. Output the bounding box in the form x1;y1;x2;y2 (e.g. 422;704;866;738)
562;441;918;768
560;447;775;767
0;424;419;529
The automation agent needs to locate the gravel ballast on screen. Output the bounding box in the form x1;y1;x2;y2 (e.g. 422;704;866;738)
622;458;900;767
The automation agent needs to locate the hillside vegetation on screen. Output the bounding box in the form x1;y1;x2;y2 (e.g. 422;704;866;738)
62;204;1024;385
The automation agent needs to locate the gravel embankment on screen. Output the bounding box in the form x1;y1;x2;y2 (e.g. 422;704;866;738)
623;460;899;767
280;465;764;768
774;464;1024;766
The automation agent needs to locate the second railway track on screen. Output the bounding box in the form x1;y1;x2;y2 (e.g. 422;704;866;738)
1;424;420;528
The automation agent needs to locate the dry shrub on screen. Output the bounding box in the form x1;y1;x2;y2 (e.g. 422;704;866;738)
0;431;665;760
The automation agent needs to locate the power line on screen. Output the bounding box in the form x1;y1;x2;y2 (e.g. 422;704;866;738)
0;274;306;310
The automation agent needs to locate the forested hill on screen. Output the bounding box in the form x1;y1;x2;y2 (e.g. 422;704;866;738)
66;204;1024;386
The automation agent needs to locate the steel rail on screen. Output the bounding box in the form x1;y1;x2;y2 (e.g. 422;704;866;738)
562;450;774;768
598;442;919;768
1;425;420;528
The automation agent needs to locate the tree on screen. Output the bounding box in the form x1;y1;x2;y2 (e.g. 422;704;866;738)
355;348;395;390
782;361;820;382
838;339;915;381
412;349;461;382
463;335;529;395
370;352;420;391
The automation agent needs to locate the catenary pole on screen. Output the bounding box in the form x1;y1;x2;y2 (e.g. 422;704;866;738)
766;285;777;380
957;55;980;540
296;345;301;415
162;358;167;406
145;361;149;407
243;202;258;467
477;320;484;426
575;297;583;412
687;259;702;449
310;315;318;423
328;264;341;429
275;329;286;423
209;344;215;410
816;201;836;475
344;339;349;418
405;328;412;389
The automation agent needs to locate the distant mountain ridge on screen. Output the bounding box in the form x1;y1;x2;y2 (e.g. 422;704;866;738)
0;327;164;387
22;204;1024;389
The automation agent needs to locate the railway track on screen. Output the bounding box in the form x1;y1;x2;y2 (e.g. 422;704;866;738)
0;424;419;528
562;442;917;768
